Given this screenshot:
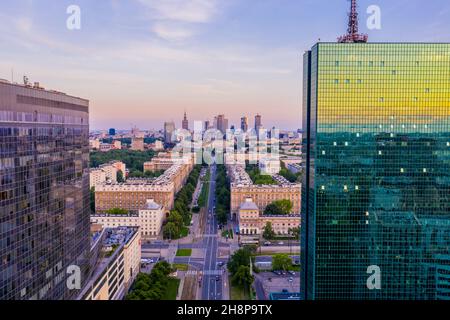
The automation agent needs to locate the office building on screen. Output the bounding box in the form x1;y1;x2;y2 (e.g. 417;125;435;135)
164;121;176;144
0;80;90;300
109;128;116;136
215;114;228;134
182;112;189;131
301;41;450;299
241;116;249;132
255;114;262;132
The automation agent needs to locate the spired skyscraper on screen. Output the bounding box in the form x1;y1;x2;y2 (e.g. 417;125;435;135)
0;80;90;299
301;41;450;299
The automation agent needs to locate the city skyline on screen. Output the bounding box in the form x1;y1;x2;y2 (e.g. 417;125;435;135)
1;1;450;131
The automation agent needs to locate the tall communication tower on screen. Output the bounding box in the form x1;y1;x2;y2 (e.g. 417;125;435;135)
337;0;368;43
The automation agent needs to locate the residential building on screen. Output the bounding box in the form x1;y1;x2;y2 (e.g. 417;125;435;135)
238;198;300;236
131;137;144;151
259;158;281;175
0;80;90;300
229;165;301;219
91;199;165;238
77;226;141;300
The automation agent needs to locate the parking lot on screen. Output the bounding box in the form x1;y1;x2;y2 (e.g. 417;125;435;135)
256;272;300;298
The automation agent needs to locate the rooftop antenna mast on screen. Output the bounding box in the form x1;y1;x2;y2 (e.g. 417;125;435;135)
338;0;368;43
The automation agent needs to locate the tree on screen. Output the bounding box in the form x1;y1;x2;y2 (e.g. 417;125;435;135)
117;170;125;183
264;199;293;215
272;254;292;271
106;208;128;215
163;222;180;240
231;265;254;288
262;222;275;240
90;187;95;213
289;227;300;240
167;210;183;226
227;248;252;275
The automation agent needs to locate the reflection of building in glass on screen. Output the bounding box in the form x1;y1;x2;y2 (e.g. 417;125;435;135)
301;43;450;300
0;81;90;299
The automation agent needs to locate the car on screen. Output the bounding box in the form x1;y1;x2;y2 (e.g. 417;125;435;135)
278;241;285;245
215;276;221;281
288;271;296;276
217;262;224;267
288;277;294;282
281;271;287;275
272;270;282;276
282;289;289;293
264;241;271;246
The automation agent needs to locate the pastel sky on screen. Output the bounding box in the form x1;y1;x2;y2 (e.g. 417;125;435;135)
1;0;449;131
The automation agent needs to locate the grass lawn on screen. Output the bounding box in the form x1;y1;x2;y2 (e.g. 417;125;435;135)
229;280;250;300
173;264;189;271
162;278;181;300
176;249;192;257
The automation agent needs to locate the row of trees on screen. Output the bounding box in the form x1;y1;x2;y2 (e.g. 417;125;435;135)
263;199;293;215
125;261;173;300
215;165;230;225
162;165;202;239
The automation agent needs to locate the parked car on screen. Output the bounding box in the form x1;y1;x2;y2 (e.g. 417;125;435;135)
288;271;296;276
217;262;224;267
282;289;289;293
278;241;285;245
272;270;282;276
215;276;221;281
288;277;294;282
264;241;272;246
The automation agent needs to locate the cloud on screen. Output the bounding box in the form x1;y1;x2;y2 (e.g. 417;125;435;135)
138;0;218;23
137;0;220;41
151;22;195;41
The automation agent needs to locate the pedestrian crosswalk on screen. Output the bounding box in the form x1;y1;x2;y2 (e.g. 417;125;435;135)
185;270;224;276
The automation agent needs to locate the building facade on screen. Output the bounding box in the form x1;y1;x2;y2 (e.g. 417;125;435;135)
229;165;301;218
238;198;300;235
164;122;176;144
91;199;165;238
0;81;90;300
301;43;450;300
77;227;141;300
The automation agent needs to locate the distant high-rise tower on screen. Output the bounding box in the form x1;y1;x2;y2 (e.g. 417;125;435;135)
164;121;176;144
109;128;116;136
0;81;91;300
216;114;228;134
241;116;249;132
182;111;189;131
255;114;262;132
204;120;210;131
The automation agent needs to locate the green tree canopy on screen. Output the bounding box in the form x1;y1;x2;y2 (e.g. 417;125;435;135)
272;254;292;271
264;199;293;215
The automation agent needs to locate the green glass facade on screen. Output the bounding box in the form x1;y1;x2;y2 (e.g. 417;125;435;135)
301;43;450;300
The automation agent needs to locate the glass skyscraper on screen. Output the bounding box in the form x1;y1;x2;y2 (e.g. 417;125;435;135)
0;81;90;299
301;43;450;300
